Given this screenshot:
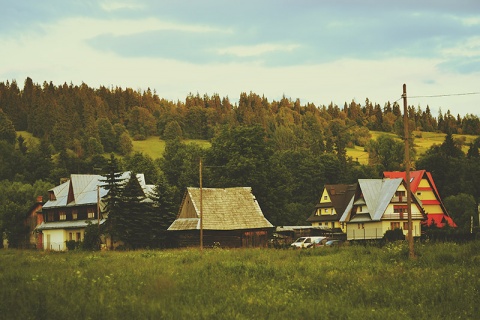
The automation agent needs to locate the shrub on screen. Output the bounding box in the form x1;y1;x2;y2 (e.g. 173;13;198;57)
65;240;77;251
384;228;405;242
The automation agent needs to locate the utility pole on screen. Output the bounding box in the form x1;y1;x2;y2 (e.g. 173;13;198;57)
403;84;415;259
199;157;203;252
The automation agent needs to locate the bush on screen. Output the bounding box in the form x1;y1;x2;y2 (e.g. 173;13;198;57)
82;222;101;251
65;240;77;251
384;228;405;242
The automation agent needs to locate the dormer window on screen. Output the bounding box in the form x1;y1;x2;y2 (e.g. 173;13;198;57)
87;208;95;219
49;191;56;201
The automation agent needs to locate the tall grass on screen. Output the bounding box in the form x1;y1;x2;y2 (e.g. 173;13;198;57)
1;241;479;319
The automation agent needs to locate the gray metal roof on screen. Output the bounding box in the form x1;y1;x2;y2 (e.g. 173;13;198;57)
168;187;274;231
339;195;355;222
358;178;403;221
36;219;106;230
43;172;153;209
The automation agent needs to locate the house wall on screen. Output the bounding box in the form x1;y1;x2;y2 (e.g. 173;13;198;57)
42;228;85;251
178;194;198;218
172;229;271;248
347;221;384;240
43;229;67;251
346;220;423;240
383;203;425;220
311;221;341;229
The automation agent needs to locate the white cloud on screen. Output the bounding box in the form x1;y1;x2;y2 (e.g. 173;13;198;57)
100;1;144;12
217;43;300;57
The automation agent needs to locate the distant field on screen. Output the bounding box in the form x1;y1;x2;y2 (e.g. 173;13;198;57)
16;130;477;163
131;137;211;159
16;131;38;147
350;131;478;164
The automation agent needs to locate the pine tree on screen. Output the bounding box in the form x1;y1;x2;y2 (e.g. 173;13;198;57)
100;154;125;249
117;171;152;249
149;174;177;247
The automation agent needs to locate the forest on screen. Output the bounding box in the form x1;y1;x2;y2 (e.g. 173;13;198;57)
1;77;479;248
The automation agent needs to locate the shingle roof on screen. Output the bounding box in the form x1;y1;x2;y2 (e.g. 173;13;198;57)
168;187;273;231
307;183;356;222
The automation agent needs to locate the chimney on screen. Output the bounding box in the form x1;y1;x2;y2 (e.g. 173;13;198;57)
36;196;43;203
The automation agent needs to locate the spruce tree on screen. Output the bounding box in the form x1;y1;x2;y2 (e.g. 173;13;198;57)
117;171;152;249
149;174;177;248
100;154;125;249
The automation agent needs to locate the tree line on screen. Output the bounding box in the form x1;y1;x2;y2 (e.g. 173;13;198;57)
0;77;479;248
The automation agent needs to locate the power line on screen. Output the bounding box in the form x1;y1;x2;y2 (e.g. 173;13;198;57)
409;92;480;99
391;91;480;104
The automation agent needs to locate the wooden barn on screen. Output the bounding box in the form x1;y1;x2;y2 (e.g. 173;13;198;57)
168;187;274;248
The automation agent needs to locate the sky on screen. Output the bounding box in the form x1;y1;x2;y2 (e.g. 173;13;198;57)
1;0;480;116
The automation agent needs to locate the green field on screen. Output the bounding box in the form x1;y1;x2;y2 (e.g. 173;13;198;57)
1;241;479;319
131;136;211;159
16;130;477;163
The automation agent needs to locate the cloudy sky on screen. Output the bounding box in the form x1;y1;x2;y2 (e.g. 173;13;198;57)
2;0;480;116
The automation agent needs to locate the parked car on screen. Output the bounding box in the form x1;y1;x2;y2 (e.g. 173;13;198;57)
290;236;327;248
325;239;343;247
308;237;329;248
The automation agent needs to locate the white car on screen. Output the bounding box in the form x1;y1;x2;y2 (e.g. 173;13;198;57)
290;236;327;248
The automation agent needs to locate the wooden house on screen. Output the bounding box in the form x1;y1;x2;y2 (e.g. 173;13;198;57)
383;170;456;228
168;187;274;248
340;178;427;240
307;183;357;233
25;196;45;249
36;172;153;251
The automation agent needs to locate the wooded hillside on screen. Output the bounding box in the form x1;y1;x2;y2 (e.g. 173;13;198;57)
1;77;479;240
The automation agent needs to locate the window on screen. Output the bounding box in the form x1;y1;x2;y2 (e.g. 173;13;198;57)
394;205;407;219
390;222;401;230
358;223;364;229
394;206;407;213
87;208;95;219
395;191;406;197
403;222;409;230
69;233;73;241
358;206;362;212
48;212;54;222
72;211;77;220
417;192;421;196
323;195;328;200
76;232;81;241
325;208;329;214
59;212;66;220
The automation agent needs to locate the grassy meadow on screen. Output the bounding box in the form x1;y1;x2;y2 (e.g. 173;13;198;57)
17;130;476;164
1;241;479;319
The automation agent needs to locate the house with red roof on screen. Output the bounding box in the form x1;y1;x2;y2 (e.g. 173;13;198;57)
383;170;456;228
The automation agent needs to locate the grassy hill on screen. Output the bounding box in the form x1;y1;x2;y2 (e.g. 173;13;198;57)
16;130;477;164
131;137;211;159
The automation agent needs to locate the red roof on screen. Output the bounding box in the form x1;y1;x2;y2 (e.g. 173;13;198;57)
383;170;425;192
384;170;456;228
423;214;457;228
